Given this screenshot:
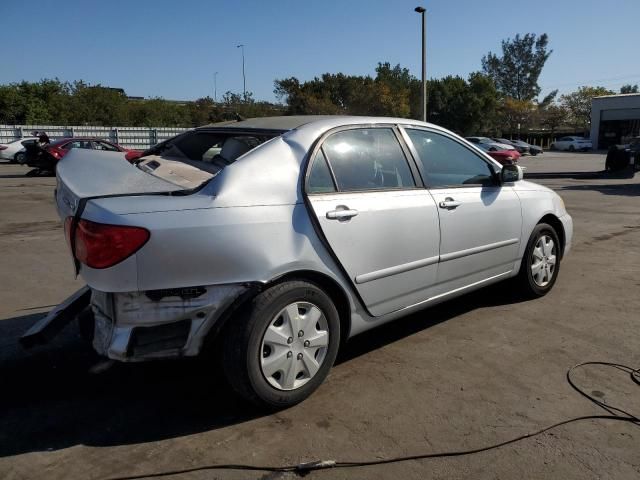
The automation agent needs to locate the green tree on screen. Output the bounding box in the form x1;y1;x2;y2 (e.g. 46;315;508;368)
539;104;568;136
560;86;613;132
482;33;552;101
620;84;639;94
498;97;536;134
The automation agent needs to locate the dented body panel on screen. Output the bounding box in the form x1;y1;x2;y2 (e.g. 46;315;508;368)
91;284;248;361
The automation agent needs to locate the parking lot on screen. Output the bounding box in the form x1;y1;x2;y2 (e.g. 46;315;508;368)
1;151;639;480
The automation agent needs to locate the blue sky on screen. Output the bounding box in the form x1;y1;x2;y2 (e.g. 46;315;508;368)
2;0;639;102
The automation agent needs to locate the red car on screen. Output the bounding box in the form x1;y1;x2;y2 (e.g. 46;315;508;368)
45;137;131;161
475;142;521;165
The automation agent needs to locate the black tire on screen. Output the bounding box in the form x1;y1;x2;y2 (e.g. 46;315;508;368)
14;152;25;164
223;280;340;409
77;307;95;343
516;223;561;298
550;143;556;151
530;150;538;156
568;144;575;152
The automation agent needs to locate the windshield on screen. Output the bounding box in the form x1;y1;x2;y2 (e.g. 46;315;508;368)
135;130;279;189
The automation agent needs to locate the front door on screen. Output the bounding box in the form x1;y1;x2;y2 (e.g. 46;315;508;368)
306;127;440;317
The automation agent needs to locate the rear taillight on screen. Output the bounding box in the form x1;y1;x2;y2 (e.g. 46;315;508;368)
0;145;7;151
47;146;65;159
72;219;150;269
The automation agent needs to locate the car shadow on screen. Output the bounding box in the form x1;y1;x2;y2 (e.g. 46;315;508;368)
524;169;636;181
0;282;525;457
559;183;640;197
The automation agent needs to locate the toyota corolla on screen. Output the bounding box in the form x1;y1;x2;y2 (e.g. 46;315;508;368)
22;116;572;408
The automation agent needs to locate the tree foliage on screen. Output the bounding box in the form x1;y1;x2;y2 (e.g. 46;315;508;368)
482;33;552;101
560;86;613;131
0;78;283;127
620;84;639;94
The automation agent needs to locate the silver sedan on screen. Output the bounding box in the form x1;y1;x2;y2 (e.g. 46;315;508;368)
23;116;572;408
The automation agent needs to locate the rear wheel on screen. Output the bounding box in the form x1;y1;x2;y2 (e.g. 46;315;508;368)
568;144;575;152
516;223;561;298
223;280;340;409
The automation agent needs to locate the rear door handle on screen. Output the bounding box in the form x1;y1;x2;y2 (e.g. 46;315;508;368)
326;207;359;220
439;197;462;209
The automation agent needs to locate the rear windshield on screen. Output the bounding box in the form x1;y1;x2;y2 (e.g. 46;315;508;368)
136;130;280;189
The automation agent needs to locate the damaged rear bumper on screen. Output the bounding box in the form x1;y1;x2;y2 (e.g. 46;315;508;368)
22;283;252;361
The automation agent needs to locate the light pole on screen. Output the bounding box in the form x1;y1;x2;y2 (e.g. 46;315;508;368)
414;6;427;122
236;44;246;101
214;71;218;102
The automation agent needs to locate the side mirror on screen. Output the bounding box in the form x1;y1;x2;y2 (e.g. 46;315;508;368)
125;150;143;162
501;164;523;183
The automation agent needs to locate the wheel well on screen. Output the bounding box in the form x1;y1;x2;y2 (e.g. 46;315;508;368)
539;214;565;258
269;271;352;346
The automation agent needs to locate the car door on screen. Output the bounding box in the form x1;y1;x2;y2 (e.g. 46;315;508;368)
402;127;522;296
306;126;441;317
556;137;570;150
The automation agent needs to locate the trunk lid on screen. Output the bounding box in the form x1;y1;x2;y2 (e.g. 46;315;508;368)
55;149;186;218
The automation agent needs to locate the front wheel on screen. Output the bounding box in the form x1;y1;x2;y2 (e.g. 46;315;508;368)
568;145;575;152
223;280;340;409
515;223;561;298
14;152;25;164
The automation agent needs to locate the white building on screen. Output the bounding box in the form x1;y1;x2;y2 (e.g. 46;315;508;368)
591;93;640;149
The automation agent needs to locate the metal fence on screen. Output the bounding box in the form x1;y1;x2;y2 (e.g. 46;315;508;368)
0;125;191;150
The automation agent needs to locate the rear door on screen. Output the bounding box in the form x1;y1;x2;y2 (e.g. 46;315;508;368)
306;126;441;317
402;128;522;296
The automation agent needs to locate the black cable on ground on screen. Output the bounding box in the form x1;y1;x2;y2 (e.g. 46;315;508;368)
104;362;640;479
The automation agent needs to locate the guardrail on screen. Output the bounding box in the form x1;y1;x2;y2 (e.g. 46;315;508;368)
0;125;191;150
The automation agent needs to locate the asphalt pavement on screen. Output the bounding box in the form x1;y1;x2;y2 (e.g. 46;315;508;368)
0;152;639;480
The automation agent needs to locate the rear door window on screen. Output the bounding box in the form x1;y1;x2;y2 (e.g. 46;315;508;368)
93;141;119;151
320;128;415;192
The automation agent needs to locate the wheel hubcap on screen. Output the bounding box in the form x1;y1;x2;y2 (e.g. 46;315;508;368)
260;302;329;391
531;235;556;287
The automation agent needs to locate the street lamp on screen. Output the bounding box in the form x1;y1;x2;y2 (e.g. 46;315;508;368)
236;44;246;101
214;71;218;102
414;6;427;122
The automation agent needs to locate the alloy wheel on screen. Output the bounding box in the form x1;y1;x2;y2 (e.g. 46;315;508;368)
531;235;556;287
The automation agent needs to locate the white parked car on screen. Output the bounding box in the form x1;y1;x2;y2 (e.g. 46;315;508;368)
0;137;39;163
550;136;592;152
465;136;516;151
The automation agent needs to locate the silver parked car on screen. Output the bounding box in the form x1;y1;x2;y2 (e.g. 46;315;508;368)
23;116;573;408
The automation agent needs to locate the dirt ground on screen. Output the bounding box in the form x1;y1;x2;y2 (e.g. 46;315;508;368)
1;152;639;480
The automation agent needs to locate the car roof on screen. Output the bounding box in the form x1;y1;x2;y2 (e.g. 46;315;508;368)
201;115;439;133
202;115;341;131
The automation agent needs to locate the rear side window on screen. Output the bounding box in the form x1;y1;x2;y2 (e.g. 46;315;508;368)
406;129;495;188
308;149;336;194
94;141;119;151
321;128;415;192
63;141;93;150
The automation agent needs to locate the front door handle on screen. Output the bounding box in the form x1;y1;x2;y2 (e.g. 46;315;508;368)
326;207;359;220
439;197;462;209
